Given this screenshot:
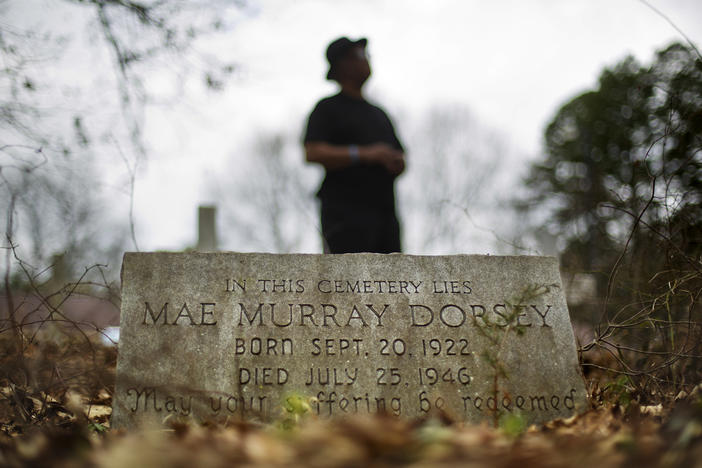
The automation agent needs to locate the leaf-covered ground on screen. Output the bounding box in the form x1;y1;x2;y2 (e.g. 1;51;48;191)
1;337;701;467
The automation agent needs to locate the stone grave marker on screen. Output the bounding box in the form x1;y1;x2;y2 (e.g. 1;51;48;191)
112;252;588;428
195;205;217;252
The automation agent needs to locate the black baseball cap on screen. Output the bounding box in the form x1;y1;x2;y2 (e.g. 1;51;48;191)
326;36;368;80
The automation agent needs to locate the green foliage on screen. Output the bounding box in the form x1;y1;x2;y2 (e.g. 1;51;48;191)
499;412;528;438
522;45;702;402
604;375;635;408
277;392;317;431
89;422;108;434
522;42;702;284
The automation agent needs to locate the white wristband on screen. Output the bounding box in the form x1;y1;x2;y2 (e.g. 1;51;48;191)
349;145;360;165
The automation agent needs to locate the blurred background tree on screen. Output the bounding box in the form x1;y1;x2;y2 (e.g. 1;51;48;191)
520;42;701;319
519;42;701;395
1;0;246;289
210;130;321;254
398;104;520;255
1;0;250;407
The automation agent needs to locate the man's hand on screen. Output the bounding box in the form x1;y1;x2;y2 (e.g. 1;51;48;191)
363;143;405;175
305;141;405;174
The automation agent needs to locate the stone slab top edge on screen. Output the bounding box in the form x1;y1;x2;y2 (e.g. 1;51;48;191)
121;252;559;260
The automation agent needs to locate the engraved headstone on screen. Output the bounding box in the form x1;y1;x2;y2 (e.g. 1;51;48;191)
112;252;588;428
196;205;217;252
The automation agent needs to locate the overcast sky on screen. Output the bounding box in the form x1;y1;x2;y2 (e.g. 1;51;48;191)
132;0;702;251
8;0;702;253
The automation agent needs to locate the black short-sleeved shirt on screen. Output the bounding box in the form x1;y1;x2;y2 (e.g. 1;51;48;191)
304;92;404;210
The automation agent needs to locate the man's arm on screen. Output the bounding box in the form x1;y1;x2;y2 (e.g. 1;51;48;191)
305;141;405;175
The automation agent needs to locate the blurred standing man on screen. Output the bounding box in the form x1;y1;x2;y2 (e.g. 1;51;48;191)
304;37;406;253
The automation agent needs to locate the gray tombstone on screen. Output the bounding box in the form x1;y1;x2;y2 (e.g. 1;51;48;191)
112;252;588;428
196;205;217;252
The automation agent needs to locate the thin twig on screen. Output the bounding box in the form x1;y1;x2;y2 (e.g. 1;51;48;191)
638;0;702;61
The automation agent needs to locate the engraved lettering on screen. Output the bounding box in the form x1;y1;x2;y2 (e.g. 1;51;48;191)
346;306;368;327
238;303;265;326
126;387;161;412
551;395;560;410
502;396;512;411
299;303;317;326
314;391;400;416
164;395;192;415
173;303;195;325
439;304;466;327
321;304;341;327
226;279;246;292
305;367;358;385
234;337;293;355
240;367;288;385
410;304;433;326
532;305;552;327
366;304;389;326
143;302;215;326
339;397;349;412
470;304;486;323
530;395;548;411
210;396;221;412
564;388;576;409
271;303;293;327
200;303;217;325
516;305;532;327
311;338;362;356
143;302;168;325
492;304;509;327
